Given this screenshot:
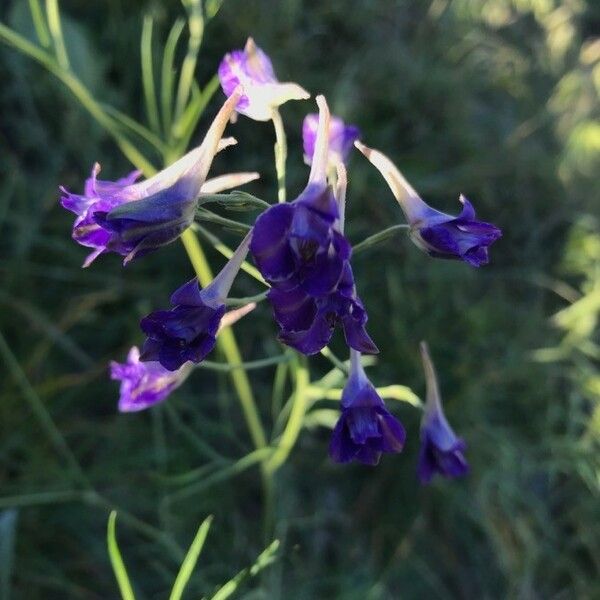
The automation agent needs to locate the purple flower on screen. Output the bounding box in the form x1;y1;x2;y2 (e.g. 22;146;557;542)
302;113;360;168
355;142;502;266
60;91;244;266
112;305;256;411
111;346;191;412
417;342;469;484
250;96;377;355
330;350;406;465
219;37;309;121
140;232;252;371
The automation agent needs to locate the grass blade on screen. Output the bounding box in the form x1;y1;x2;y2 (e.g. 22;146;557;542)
107;512;136;600
209;540;280;600
161;18;185;138
27;0;51;47
141;15;161;134
168;516;213;600
45;0;69;69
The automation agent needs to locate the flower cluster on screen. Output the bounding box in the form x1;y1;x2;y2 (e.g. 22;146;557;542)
62;37;502;481
250;97;377;356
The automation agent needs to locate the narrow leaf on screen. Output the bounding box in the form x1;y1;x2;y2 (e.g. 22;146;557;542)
107;512;136;600
168;515;213;600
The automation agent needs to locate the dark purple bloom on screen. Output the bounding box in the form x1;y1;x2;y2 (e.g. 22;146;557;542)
417;342;469;484
111;346;191;412
219;37;309;121
250;97;377;356
92;185;198;264
418;411;469;484
355;142;502;266
330;350;406;465
60;91;242;266
303;113;360;168
140;232;252;371
140;278;226;371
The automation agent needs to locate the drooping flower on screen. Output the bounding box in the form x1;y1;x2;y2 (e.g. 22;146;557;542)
417;341;469;484
330;349;406;465
140;232;252;371
111;346;191;412
60;91;247;266
302;113;360;169
112;304;256;412
354;141;502;266
250;96;377;355
218;37;310;121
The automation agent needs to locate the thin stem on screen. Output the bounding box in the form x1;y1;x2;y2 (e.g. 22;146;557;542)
319;346;350;376
174;0;204;122
161;18;185;136
195;209;252;233
194;224;266;284
180;230;268;451
197;354;291;372
266;355;310;474
141;15;161;134
272;108;287;202
45;0;69;70
28;0;50;47
352;224;410;254
225;290;269;306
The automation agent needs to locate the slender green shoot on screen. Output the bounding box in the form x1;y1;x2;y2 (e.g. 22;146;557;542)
169;516;213;600
107;512;136;600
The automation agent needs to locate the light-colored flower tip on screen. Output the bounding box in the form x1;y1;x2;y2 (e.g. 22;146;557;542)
270;83;310;106
219;302;257;331
354;140;427;223
134;91;242;198
201;172;260;195
217;137;238;152
199;85;243;157
335;161;348;232
419;341;442;412
308;95;331;185
204;230;253;303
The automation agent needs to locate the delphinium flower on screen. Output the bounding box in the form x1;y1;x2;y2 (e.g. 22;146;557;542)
329;349;406;465
61;90;246;266
354;141;502;266
250;95;377;355
218;37;310;121
111;304;256;412
302;113;360;169
417;341;469;483
139;232;253;371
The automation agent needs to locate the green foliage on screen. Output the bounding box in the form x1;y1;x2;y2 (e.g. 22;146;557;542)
0;0;598;598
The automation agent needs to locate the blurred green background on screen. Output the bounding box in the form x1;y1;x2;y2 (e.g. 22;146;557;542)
1;0;599;598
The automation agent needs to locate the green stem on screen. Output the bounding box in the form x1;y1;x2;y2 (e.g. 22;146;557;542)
198;354;291;372
319;346;350;376
195;208;252;232
194;224;266;284
180;230;268;450
272;108;287;202
225;290;269;306
353;224;410;254
266;356;310;474
45;0;69;70
27;0;50;47
141;15;161;134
